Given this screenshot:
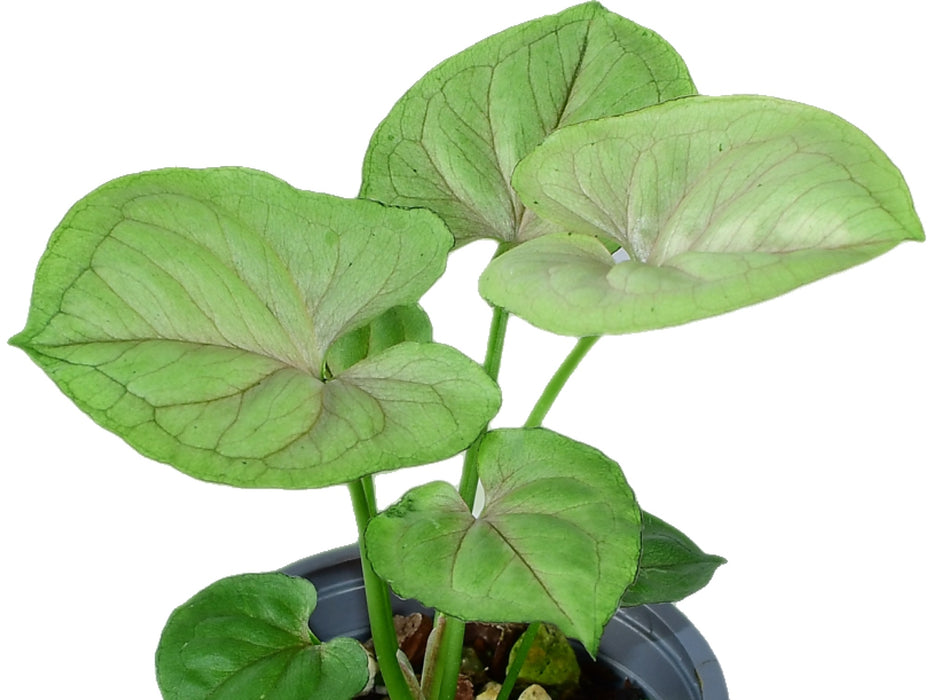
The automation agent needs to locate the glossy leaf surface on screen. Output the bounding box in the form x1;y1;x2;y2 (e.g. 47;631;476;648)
620;512;725;606
480;95;925;336
156;573;369;700
11;168;501;488
366;428;641;654
361;2;695;246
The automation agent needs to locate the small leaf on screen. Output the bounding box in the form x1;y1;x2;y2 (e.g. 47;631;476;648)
325;304;432;375
620;512;725;607
361;2;695;246
11;168;501;488
156;573;369;700
366;428;642;654
480;95;925;336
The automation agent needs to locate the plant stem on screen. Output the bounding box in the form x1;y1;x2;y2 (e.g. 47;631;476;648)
349;477;414;700
496;621;542;700
482;302;510;384
431;303;509;699
431;616;466;700
458;303;509;508
524;335;599;428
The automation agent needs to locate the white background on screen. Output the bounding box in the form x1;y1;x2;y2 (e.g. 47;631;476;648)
1;1;929;697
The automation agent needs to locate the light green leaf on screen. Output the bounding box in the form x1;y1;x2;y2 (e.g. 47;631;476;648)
325;304;432;376
366;428;641;654
11;168;501;488
361;2;695;246
481;95;925;336
620;512;725;607
156;573;370;700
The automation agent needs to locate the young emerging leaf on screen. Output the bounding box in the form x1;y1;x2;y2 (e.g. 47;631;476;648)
11;168;501;488
156;573;370;700
481;95;925;336
325;304;432;375
620;512;725;607
361;2;695;246
366;428;641;655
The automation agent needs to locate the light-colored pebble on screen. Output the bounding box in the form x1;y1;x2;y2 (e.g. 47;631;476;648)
517;684;551;700
353;645;378;697
475;681;502;700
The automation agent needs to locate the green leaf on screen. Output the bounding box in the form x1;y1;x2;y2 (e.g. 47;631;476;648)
11;168;501;488
361;2;695;246
620;512;725;607
480;95;925;336
366;428;642;655
156;573;369;700
325;304;432;376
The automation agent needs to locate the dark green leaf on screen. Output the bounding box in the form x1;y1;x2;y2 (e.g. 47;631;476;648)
621;512;725;606
156;573;369;700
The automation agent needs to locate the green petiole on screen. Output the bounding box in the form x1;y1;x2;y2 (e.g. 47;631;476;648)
350;476;415;700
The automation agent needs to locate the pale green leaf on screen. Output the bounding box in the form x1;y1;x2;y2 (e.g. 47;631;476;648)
361;2;695;246
156;573;369;700
480;95;925;336
11;168;501;488
366;428;641;654
325;304;432;376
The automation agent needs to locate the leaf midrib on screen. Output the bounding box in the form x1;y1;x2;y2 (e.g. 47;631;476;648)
118;199;321;373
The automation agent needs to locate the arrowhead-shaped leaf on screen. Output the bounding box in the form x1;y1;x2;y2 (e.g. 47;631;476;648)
366;428;642;654
480;95;925;336
361;2;695;246
11;168;501;488
620;512;725;607
156;573;369;700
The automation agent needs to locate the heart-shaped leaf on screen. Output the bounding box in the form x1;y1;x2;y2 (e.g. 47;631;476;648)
366;428;642;654
620;512;725;607
480;95;925;336
156;573;369;700
360;2;695;246
11;168;501;488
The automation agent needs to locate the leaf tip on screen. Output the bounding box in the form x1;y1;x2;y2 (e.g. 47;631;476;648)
8;329;31;352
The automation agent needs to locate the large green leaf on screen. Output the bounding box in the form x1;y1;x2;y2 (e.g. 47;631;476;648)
156;573;369;700
620;512;725;607
480;95;925;336
11;168;501;488
366;428;641;654
360;2;695;246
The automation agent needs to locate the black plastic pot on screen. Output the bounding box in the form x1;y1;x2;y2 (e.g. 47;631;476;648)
281;544;728;700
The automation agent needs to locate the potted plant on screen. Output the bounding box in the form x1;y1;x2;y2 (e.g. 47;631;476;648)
6;2;925;699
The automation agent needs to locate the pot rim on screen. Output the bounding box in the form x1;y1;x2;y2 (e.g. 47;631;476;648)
281;543;728;700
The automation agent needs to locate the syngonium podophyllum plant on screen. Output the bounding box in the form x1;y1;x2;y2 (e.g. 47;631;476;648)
10;3;924;700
